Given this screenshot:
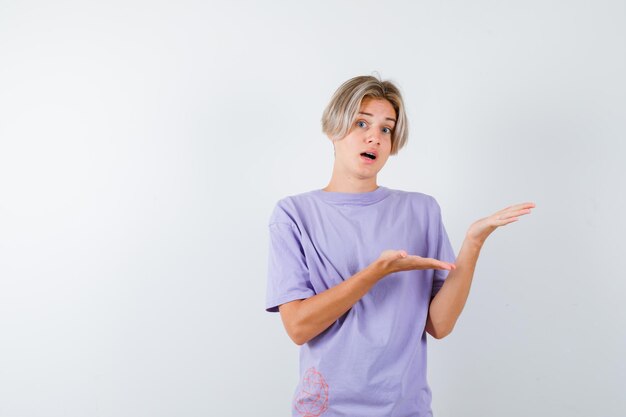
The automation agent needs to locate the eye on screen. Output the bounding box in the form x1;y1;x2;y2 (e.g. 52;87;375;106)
356;120;367;128
382;127;392;134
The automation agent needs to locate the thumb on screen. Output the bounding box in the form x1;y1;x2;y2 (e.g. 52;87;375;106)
396;250;407;258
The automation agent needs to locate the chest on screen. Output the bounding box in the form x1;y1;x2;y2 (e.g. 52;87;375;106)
299;204;431;275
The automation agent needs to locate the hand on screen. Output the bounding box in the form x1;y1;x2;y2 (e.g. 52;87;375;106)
375;249;456;276
466;202;536;247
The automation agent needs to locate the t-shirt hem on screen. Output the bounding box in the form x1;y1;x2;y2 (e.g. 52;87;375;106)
266;291;316;313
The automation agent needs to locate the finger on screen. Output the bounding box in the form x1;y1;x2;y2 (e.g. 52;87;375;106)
497;208;532;221
439;262;456;270
495;217;519;226
512;201;535;208
403;255;454;269
427;259;456;270
514;208;533;216
505;202;536;212
495;202;536;215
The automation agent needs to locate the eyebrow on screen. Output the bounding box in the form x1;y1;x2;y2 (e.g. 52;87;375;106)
358;112;396;124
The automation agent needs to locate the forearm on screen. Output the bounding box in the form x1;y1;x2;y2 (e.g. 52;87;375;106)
427;237;482;338
289;262;387;345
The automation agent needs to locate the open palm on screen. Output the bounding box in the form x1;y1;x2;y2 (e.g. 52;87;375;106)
467;202;536;245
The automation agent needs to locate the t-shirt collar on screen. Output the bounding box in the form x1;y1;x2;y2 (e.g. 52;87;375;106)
311;186;391;206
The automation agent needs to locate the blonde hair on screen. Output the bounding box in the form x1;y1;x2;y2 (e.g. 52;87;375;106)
321;75;408;155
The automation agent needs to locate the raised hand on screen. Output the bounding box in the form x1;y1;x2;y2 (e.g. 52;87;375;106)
466;202;536;246
375;249;456;276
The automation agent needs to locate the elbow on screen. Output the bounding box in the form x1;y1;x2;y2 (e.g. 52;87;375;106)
430;326;453;339
284;315;310;345
293;338;306;346
426;316;455;339
278;300;320;346
287;326;309;346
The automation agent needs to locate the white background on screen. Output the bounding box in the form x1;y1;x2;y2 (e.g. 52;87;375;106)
1;1;624;416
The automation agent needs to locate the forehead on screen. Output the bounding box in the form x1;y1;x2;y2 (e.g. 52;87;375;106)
358;98;396;121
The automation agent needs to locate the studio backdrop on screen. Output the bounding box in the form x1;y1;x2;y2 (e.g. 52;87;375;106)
0;1;624;416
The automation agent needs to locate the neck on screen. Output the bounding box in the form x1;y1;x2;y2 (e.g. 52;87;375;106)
323;173;379;193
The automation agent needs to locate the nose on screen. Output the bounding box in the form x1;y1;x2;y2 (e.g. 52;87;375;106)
367;133;381;145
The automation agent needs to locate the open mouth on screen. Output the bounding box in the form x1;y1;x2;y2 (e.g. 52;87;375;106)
360;152;376;160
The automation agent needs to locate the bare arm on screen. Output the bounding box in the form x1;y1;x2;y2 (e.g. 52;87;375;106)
279;262;385;346
279;251;456;346
425;238;481;339
425;202;536;339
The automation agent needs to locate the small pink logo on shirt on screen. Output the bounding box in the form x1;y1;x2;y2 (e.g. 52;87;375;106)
294;367;329;416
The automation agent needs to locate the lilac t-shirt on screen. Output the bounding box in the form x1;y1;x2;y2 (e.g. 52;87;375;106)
265;186;456;417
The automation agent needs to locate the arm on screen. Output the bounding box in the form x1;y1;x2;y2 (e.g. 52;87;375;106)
425;238;481;339
425;202;536;339
279;251;456;346
279;262;385;346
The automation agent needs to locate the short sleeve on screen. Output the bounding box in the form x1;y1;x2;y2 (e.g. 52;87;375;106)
265;205;316;313
431;201;457;299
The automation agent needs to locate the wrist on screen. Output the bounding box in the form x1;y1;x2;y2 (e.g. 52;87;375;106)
368;259;390;282
464;234;485;251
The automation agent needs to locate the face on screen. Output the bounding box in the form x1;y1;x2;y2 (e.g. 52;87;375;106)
331;98;396;181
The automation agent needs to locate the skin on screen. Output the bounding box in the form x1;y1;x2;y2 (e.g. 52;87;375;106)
323;97;394;193
278;97;536;345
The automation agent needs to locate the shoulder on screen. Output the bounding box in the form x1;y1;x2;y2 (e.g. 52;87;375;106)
269;190;317;225
385;187;442;212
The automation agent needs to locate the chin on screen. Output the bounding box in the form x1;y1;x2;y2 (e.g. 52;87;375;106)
355;171;381;180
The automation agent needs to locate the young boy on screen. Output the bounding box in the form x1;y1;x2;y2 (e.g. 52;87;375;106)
265;75;534;417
